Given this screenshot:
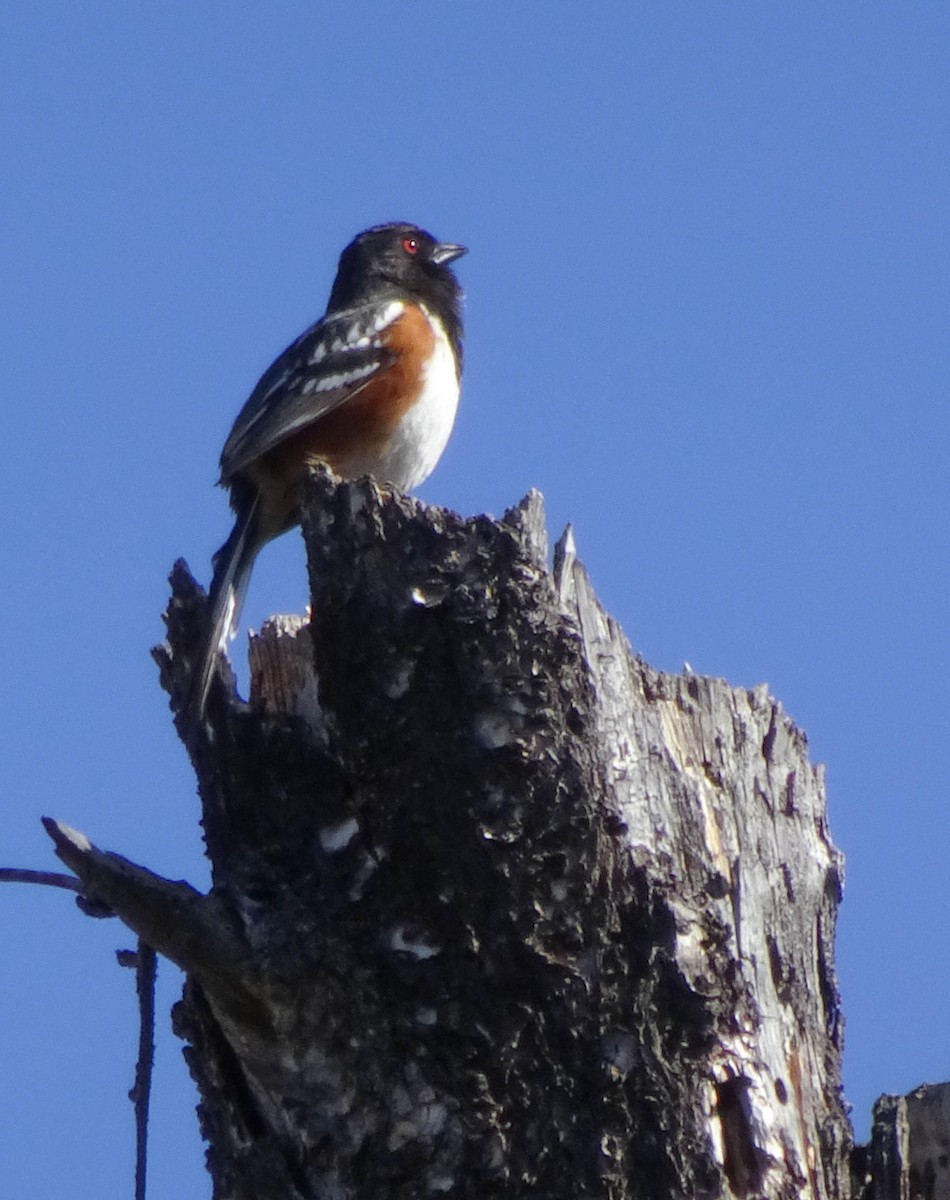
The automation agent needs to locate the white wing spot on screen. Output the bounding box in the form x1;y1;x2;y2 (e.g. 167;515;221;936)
258;368;294;406
372;300;405;333
314;362;378;391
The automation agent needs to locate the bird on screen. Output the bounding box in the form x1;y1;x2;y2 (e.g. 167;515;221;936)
188;221;467;719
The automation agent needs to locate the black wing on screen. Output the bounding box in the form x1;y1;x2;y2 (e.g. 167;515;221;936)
219;299;403;482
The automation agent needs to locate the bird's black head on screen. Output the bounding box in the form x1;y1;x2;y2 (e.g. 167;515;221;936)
328;222;467;351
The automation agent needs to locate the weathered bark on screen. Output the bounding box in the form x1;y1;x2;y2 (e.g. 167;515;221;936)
852;1083;950;1200
47;468;913;1198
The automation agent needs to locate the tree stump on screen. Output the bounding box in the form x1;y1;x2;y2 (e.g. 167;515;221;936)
51;469;856;1199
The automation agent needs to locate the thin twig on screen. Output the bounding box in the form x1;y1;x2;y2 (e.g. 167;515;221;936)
5;856;158;1200
0;865;113;917
0;867;82;891
127;940;157;1200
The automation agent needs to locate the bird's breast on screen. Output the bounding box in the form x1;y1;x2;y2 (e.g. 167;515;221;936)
373;305;460;491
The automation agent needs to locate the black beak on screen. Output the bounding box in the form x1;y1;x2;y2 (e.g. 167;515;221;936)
432;241;468;266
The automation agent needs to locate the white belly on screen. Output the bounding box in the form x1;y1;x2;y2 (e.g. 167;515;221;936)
374;310;460;491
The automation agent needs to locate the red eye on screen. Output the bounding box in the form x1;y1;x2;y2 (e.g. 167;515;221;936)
402;237;418;255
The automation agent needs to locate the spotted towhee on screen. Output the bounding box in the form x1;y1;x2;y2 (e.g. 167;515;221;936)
189;222;467;718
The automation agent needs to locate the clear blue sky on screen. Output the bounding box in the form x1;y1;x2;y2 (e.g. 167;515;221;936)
2;5;948;1196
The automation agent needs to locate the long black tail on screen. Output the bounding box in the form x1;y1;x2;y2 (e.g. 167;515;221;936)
188;493;262;720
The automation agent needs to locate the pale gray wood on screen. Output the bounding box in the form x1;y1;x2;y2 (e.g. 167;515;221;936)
555;529;849;1198
854;1083;950;1200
